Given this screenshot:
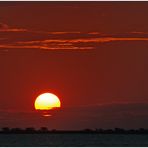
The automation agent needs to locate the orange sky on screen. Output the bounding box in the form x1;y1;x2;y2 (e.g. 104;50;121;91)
0;2;148;130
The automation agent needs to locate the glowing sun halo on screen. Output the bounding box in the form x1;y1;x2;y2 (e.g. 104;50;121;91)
34;93;61;110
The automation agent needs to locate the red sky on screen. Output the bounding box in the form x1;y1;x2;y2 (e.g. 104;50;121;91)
0;2;148;130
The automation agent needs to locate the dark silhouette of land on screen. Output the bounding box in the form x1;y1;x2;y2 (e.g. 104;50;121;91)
0;127;148;134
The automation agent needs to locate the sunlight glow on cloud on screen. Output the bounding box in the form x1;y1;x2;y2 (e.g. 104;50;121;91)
0;44;93;50
14;37;148;50
0;23;27;32
49;32;81;35
1;24;148;51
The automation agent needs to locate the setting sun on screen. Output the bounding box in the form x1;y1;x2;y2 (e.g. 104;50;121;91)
34;93;61;110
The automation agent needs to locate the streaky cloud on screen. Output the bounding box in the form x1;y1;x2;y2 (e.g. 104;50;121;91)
0;22;27;32
1;28;148;51
0;44;93;50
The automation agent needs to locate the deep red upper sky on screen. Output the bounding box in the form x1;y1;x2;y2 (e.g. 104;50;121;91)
0;2;148;130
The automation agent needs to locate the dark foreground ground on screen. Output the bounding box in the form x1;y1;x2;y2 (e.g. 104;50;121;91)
0;133;148;147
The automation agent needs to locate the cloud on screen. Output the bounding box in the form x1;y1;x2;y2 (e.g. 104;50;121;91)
0;29;148;51
13;36;148;50
0;44;93;50
48;31;81;35
0;22;27;32
129;31;148;35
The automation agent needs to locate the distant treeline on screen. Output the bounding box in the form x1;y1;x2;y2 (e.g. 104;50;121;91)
1;127;148;134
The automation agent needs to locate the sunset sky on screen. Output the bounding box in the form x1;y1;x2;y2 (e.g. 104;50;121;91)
0;1;148;130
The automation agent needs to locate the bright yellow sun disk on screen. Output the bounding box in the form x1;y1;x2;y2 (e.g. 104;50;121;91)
35;93;61;110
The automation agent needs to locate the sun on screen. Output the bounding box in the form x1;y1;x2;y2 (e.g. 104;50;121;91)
34;93;61;110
